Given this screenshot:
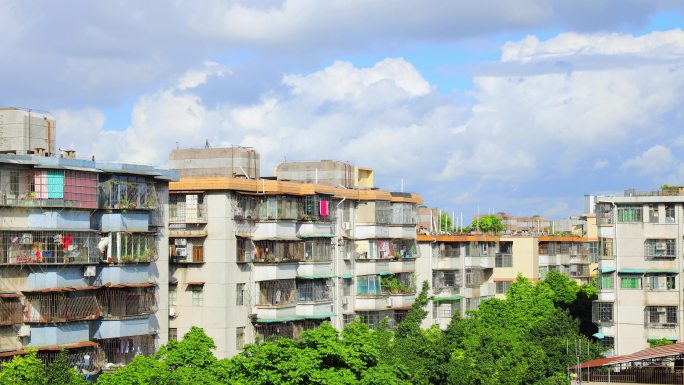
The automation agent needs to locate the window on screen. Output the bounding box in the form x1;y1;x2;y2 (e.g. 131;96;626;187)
169;328;178;341
432;270;461;290
599;238;613;258
192;288;203;307
169;287;177;306
495;281;512;294
644;239;676;258
666;204;676;223
343;314;357;326
465;269;484;287
596;203;613;225
236;238;254;263
645;274;677;290
649;205;659;223
357;275;382;296
617;205;642;222
645;306;678;326
342;278;352;296
599;336;614;353
600;274;614;290
592;302;614;323
620;275;642;289
236;327;245;350
236;283;247;306
297;279;332;302
495;253;512;267
258;280;296;306
434;302;457;318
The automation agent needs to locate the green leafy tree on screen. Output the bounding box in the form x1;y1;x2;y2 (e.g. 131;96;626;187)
439;212;453;232
45;350;87;385
471;215;505;234
0;350;46;385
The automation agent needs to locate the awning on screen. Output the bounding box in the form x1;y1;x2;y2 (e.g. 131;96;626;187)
618;269;644;274
256;314;335;323
379;272;393;276
250;236;301;241
103;282;157;288
600;267;615;274
0;293;22;299
570;342;684;369
297;233;335;239
646;270;679;274
341;274;353;279
592;332;605;339
186;281;205;286
22;286;100;293
298;274;336;279
301;312;335;320
433;295;464;303
0;340;101;358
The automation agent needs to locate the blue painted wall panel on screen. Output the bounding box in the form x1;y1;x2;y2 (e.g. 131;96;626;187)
28;322;90;347
28;267;89;290
97;265;150;285
92;318;150;339
28;210;91;229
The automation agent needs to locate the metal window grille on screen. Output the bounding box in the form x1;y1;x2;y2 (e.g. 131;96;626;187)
617;205;643;222
592;302;614;323
0;297;22;326
236;283;247;306
644;239;676;258
192;288;203;307
432;270;461;291
24;290;101;323
390;203;416;225
297;278;332;302
495;253;512;267
99;175;157;210
357;310;393;329
37;346;100;372
495;281;512;294
465;269;484;287
235;194;258;220
374;201;392;224
649;205;660;223
99;335;155;365
0;230;100;264
255;319;325;340
254;240;304;263
236;327;245;350
0;168;98;208
304;240;331;262
169;193;207;223
559;242;570;254
596;203;613;224
259;279;296;306
169;287;177;306
644;306;678;327
599;274;614;290
645;274;677;291
599;238;613;258
665;204;676;223
110;232;157;263
97;286;157;319
444;244;460;258
169;328;178;341
236;237;255;262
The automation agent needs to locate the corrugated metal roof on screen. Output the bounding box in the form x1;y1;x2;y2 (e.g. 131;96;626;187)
186;281;205;286
571;342;684;369
103;282;157;288
22;285;101;293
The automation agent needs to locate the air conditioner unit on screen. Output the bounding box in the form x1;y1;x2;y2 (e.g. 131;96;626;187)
175;248;188;257
169;307;177;318
386;298;393;308
83;266;97;277
655;242;667;251
18;325;30;337
175;238;187;246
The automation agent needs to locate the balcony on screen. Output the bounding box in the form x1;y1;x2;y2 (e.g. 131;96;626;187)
99;334;155;367
23;287;101;323
253;263;298;281
354;296;391;311
99;179;158;210
170;244;204;264
92;317;151;339
0;168;98;209
354;224;390;239
388;293;415;308
297;262;333;278
104;232;158;264
0;231;100;265
169;195;208;224
465;256;495;269
388;225;416;240
252;222;298;241
433;256;461;270
27;322;91;348
98;284;157;320
0;294;22;326
389;258;416;273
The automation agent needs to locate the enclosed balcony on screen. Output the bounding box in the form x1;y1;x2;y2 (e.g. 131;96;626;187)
0;294;22;326
98;334;155;367
355;275;390;311
104;232;158;264
0;230;100;265
0;168;98;209
169;193;208;224
23;287;101;323
592;301;614;325
170;238;204;264
98;283;157;320
99;175;158;210
234;193;335;222
254;279;297;320
432;270;462;295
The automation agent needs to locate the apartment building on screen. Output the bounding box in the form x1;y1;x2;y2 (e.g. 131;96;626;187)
168;154;422;358
0;108;176;373
593;189;684;356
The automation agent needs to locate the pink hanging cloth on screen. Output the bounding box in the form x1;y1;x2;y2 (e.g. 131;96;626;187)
319;200;329;217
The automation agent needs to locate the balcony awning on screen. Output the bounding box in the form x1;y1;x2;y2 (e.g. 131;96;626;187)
298;274;336;279
0;293;22;299
592;332;605;339
103;282;157;288
379;271;393;276
432;295;464;303
22;286;101;293
302;312;335;320
600;267;615;274
341;274;353;279
646;269;679;274
251;235;301;241
297;233;335;239
618;269;644;274
256;313;336;323
186;281;205;286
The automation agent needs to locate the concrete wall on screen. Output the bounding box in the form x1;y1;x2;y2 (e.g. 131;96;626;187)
169;147;259;179
0;109;56;155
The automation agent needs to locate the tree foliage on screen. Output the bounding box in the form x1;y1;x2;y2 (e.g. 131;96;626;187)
472;215;505;233
4;275;600;385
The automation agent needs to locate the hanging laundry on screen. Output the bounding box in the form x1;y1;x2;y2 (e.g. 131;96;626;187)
62;234;73;250
319;200;329;217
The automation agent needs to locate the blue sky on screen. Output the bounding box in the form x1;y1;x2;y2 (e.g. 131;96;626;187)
2;1;684;220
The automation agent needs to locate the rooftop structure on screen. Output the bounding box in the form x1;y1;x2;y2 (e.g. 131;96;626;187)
276;160;374;189
169;146;260;179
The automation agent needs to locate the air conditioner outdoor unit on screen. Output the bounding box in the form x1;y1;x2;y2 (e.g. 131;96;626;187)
175;238;187;246
655;242;667;251
83;266;97;277
169;307;177;318
18;325;30;337
175;248;188;257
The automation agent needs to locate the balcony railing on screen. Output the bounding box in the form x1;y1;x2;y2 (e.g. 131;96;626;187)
99;180;158;210
98;285;158;320
169;200;208;224
0;231;100;265
0;296;22;326
24;289;101;323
